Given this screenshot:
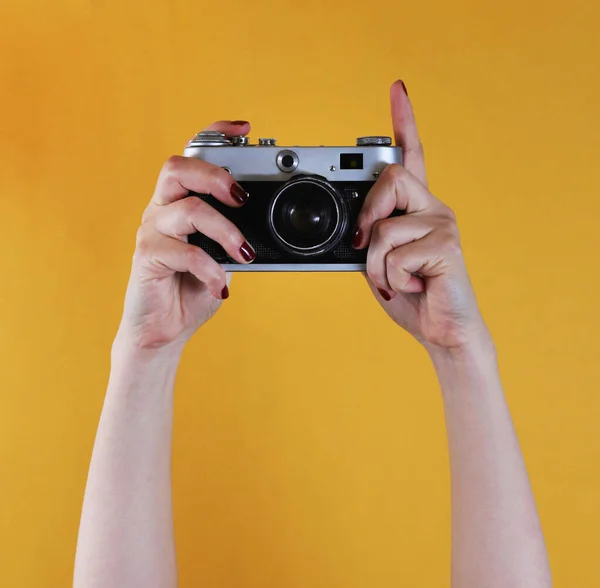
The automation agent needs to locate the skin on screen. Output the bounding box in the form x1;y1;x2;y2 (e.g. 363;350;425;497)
73;81;552;588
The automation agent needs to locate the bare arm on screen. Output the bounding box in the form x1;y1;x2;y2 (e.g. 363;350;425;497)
73;344;181;588
431;343;551;587
355;80;552;587
74;120;256;587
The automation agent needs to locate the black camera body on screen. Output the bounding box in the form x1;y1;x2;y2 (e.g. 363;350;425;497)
184;132;403;271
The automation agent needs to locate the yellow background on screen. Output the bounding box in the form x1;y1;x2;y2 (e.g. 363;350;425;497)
1;0;599;586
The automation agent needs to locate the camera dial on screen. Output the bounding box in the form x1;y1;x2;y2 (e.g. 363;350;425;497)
356;136;392;146
187;131;232;147
231;136;249;146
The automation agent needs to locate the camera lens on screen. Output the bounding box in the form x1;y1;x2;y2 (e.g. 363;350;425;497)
288;202;321;233
268;175;348;256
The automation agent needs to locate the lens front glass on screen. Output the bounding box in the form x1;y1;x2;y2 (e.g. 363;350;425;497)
270;179;341;253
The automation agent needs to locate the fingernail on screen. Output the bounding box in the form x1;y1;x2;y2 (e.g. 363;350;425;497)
378;288;392;301
231;120;248;126
221;286;229;300
352;227;363;248
230;183;249;205
240;241;256;263
400;80;408;97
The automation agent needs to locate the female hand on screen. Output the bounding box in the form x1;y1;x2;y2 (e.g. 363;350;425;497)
353;81;490;353
116;121;256;350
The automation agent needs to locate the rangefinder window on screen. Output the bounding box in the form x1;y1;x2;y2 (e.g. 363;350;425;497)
340;153;364;170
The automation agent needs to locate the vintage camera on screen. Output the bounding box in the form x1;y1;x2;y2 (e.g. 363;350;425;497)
184;131;403;271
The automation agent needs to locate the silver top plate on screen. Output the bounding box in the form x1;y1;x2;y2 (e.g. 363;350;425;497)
183;141;403;182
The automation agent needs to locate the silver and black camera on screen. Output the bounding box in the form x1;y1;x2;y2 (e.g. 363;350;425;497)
184;131;403;271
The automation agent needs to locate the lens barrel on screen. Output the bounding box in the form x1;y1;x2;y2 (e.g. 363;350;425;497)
268;175;348;257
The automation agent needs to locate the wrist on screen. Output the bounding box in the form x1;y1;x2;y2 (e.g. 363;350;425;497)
106;338;182;405
111;332;184;374
102;334;180;439
424;319;496;365
426;331;499;395
426;337;497;368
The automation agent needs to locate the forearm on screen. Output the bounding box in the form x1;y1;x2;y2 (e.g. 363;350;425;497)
430;340;551;588
74;338;183;588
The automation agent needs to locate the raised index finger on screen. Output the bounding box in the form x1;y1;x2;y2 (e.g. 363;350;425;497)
390;80;427;187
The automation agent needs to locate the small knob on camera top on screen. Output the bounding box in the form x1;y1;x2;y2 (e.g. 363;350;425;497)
258;138;277;146
356;136;392;146
231;136;249;146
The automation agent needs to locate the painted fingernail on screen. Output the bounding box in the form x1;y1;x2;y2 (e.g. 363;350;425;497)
231;120;249;126
221;286;229;300
400;80;408;97
230;183;249;205
378;288;392;301
352;227;363;248
240;241;256;262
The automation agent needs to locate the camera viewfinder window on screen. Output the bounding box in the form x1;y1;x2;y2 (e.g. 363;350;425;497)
340;153;364;170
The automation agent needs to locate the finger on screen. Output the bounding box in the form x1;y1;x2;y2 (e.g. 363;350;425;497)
180;270;233;300
203;119;251;137
365;215;434;293
152;155;249;207
386;247;426;295
390;80;427;186
354;164;441;248
154;197;256;264
136;231;227;299
385;232;456;295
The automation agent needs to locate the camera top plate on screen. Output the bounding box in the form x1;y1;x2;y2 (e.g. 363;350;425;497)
183;132;402;182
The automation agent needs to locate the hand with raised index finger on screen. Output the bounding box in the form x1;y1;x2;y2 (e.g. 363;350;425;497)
353;82;488;352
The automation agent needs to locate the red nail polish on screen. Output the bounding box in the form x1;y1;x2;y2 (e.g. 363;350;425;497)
231;120;249;126
400;80;408;97
352;227;363;248
221;286;229;300
240;241;256;262
378;288;392;301
230;183;249;205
